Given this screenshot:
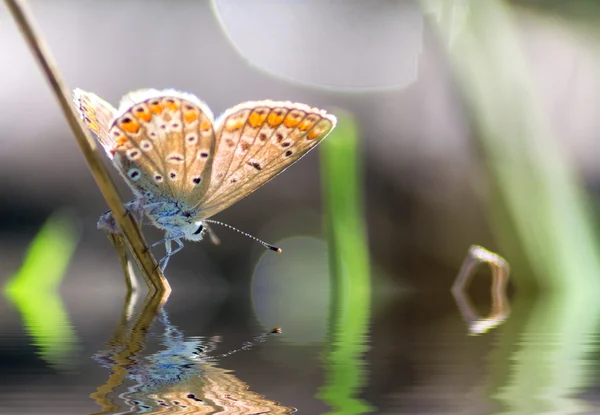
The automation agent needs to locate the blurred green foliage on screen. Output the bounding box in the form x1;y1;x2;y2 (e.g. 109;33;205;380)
4;212;80;368
422;0;600;294
422;1;600;412
5;212;77;292
512;0;600;25
318;112;374;414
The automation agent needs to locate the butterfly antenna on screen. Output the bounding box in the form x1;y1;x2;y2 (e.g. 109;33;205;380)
203;219;282;253
204;327;282;360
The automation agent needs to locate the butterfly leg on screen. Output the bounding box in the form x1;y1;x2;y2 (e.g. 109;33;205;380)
97;199;146;233
157;235;185;272
149;232;186;250
158;239;172;272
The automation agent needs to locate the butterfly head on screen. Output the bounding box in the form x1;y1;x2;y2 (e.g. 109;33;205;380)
183;221;207;242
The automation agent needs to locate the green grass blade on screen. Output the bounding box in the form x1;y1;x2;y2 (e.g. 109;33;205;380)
5;212;78;291
4;212;80;368
317;111;375;415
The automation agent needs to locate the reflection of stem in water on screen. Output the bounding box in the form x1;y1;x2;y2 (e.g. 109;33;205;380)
452;245;510;335
318;112;374;414
91;291;292;414
90;290;168;415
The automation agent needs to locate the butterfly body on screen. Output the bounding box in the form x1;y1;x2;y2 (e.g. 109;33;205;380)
74;88;336;271
143;200;206;240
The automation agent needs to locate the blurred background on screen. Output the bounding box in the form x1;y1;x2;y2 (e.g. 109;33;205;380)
3;0;600;414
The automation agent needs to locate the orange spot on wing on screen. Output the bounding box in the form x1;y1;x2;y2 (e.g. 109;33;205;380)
226;118;244;132
88;121;100;132
200;119;212;131
184;110;199;124
298;119;316;131
283;111;304;128
120;118;140;134
134;108;152;122
307;129;322;140
164;98;180;111
307;121;331;140
248;110;268;128
149;102;163;114
109;136;127;154
267;111;285;127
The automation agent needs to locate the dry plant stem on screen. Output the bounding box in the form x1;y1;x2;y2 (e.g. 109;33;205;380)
452;245;511;334
4;0;170;294
104;232;142;292
452;245;510;294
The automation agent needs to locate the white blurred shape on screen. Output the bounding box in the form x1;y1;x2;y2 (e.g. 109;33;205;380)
212;0;423;90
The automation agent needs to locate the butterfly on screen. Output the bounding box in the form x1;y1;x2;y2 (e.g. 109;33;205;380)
72;89;337;271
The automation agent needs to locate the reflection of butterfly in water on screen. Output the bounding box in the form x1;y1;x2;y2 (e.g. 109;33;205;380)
93;311;292;413
73;88;336;271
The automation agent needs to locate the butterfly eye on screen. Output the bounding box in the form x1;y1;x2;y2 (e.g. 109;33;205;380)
193;224;204;235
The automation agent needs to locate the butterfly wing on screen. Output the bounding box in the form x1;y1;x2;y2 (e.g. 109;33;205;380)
73;89;117;154
75;89;217;202
192;100;336;219
74;91;336;217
